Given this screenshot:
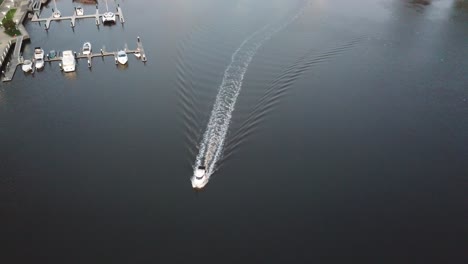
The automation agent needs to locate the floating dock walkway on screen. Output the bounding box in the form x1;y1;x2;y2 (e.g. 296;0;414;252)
31;5;125;30
31;0;42;15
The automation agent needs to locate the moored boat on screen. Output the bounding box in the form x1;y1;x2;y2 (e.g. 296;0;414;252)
117;50;128;65
52;0;61;18
22;60;33;72
61;50;76;72
76;6;84;16
101;0;116;24
134;49;141;59
102;12;115;23
52;10;61;18
82;42;92;55
49;50;57;59
34;47;45;69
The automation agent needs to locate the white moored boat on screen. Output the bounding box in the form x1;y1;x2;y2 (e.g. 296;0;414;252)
117;50;128;65
82;42;91;56
76;6;84;16
52;10;61;18
102;12;115;23
34;47;45;70
191;166;208;189
102;0;116;24
134;49;141;59
22;60;33;72
52;0;61;18
61;50;76;72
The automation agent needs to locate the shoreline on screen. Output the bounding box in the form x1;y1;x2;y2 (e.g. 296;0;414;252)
0;0;30;70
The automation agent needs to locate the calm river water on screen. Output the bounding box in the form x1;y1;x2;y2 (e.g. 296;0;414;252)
1;0;467;263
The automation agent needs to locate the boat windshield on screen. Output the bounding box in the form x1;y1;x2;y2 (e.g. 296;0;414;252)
118;53;126;57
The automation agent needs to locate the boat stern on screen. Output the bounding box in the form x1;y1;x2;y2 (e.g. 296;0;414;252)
191;166;208;189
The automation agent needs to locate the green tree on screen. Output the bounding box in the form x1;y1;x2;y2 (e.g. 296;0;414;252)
2;9;21;36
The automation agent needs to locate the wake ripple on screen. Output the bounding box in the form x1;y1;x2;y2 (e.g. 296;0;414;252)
193;2;309;185
223;36;367;158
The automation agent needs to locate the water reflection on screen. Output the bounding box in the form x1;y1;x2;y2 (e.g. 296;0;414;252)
116;63;129;71
454;0;468;10
62;71;78;80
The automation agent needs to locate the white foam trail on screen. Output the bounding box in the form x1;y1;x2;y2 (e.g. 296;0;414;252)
193;2;308;185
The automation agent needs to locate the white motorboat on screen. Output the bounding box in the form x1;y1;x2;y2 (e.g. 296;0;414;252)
134;49;141;59
22;60;33;72
34;47;45;69
191;166;208;189
61;50;76;72
82;42;91;56
52;10;61;18
117;50;128;65
52;0;61;18
102;12;115;23
102;0;116;23
76;6;84;16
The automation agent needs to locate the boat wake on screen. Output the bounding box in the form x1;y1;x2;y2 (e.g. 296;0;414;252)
192;1;309;188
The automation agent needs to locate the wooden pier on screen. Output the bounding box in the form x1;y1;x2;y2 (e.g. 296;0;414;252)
2;36;25;82
31;0;42;15
31;5;125;30
2;37;147;82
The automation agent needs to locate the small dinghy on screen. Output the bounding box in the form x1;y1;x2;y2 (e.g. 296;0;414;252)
82;42;92;56
22;60;33;72
134;49;141;59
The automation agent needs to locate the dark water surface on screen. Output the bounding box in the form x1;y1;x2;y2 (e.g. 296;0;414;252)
1;0;467;262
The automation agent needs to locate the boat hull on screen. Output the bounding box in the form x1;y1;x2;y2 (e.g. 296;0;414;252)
82;42;92;56
102;12;116;23
61;50;76;73
22;60;33;72
63;65;75;73
117;58;128;65
22;65;32;72
35;60;44;69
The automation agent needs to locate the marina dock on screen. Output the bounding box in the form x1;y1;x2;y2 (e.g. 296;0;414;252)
1;1;147;83
31;0;42;15
31;5;125;30
2;36;25;82
2;37;147;82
